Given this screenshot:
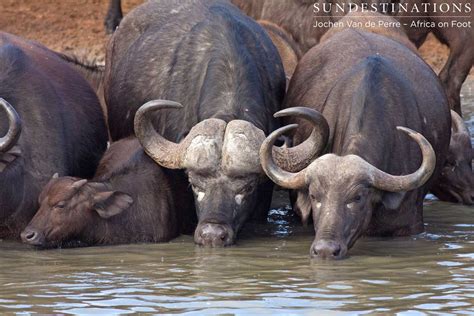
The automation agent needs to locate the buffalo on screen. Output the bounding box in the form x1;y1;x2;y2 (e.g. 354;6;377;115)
431;111;474;205
235;0;473;113
258;20;302;86
21;137;191;248
104;1;472;113
104;0;124;34
103;0;293;247
0;32;108;238
389;0;473;115
260;13;450;259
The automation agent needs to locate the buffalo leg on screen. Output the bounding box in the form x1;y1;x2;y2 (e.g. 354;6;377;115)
104;0;123;34
432;26;474;115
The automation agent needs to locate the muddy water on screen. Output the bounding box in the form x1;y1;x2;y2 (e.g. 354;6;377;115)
0;82;473;314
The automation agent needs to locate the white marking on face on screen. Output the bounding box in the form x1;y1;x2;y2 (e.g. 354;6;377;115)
316;202;322;208
197;192;205;202
235;194;243;205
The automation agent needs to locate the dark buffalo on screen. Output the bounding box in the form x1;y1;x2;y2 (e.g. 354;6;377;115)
0;32;108;238
431;111;474;204
21;137;191;248
260;13;450;259
104;0;123;34
104;0;328;247
104;0;332;52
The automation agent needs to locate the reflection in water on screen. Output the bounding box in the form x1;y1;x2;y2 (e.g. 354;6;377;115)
0;81;473;314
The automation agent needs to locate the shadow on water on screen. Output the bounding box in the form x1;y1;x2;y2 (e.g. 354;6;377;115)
0;81;473;314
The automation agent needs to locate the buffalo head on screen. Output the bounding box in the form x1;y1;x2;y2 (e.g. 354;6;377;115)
134;100;328;247
431;111;474;205
21;175;133;248
260;109;436;259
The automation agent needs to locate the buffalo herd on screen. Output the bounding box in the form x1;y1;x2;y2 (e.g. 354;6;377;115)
0;0;472;259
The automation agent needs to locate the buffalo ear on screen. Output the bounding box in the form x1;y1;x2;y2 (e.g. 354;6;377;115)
295;190;312;226
381;191;405;210
93;191;133;219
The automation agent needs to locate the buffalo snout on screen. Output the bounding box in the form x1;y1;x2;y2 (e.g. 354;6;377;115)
21;228;45;247
311;239;347;260
194;223;233;247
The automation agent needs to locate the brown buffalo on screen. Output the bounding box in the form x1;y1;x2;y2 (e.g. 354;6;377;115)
258;20;302;85
364;0;474;115
21;137;192;248
234;0;473;113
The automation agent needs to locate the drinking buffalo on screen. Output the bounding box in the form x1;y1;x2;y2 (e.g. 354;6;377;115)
0;32;108;238
104;0;291;247
260;15;450;259
21;138;190;248
431;111;474;205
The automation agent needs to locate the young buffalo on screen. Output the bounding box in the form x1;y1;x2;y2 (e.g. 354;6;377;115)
21;138;189;248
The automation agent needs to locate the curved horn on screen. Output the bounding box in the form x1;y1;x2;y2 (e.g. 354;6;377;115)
0;98;21;152
370;126;436;192
134;100;186;169
260;124;307;189
272;107;329;172
450;110;469;135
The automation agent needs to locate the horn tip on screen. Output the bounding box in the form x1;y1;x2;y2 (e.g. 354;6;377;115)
274;109;289;118
396;126;414;135
143;99;184;111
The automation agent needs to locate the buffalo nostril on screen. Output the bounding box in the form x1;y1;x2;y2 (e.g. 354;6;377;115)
199;230;209;239
312;240;344;259
25;231;37;241
219;230;228;241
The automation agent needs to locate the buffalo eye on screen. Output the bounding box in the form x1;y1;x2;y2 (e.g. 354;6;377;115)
55;201;66;209
346;195;362;209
